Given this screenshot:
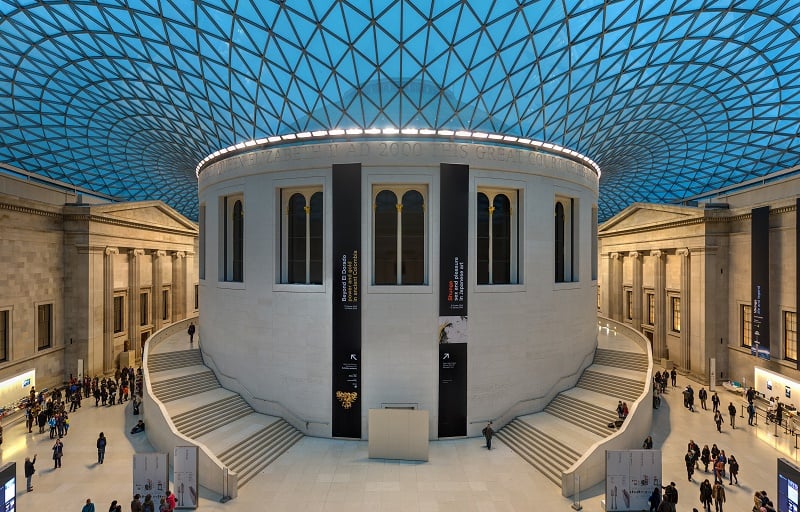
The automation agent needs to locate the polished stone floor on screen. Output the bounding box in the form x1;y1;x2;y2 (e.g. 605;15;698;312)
3;364;798;511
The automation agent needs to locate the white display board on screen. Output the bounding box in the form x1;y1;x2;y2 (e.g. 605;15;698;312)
133;453;169;505
173;446;199;509
605;450;662;511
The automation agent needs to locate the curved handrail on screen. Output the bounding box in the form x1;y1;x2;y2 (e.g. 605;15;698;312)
199;349;329;431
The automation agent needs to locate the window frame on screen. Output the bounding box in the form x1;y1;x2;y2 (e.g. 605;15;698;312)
645;291;655;326
112;293;126;335
0;307;10;363
785;310;797;362
194;284;199;311
279;186;324;285
35;302;54;350
554;195;578;283
371;183;429;286
476;187;520;285
199;203;206;280
161;287;171;322
624;287;633;321
669;294;681;333
221;194;244;283
741;303;752;348
139;290;150;327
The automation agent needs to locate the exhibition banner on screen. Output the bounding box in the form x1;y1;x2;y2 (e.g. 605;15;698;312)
438;342;467;437
751;205;770;360
605;450;662;511
439;163;469;316
133;453;168;505
331;163;362;438
173;446;198;509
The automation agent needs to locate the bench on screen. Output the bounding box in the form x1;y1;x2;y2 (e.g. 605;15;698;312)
722;381;745;394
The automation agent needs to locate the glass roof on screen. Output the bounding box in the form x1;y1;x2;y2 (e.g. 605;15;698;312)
2;1;800;221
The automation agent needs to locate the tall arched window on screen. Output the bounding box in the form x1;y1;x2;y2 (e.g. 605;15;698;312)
282;187;323;284
555;196;577;283
232;200;244;282
477;188;518;284
555;201;565;282
222;194;244;282
373;185;427;285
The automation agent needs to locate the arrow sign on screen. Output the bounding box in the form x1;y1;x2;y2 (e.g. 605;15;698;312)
442;353;450;360
350;354;358;361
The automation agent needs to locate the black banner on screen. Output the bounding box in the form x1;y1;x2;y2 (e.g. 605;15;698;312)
332;163;361;438
439;164;469;316
752;205;770;360
438;343;467;437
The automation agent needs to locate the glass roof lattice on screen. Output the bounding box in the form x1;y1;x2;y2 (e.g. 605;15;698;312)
2;1;800;221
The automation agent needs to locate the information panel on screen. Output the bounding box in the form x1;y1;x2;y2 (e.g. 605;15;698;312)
133;453;169;505
605;450;662;511
751;205;770;360
438;342;467;437
0;462;15;512
173;446;198;509
332;163;362;438
439;163;469;317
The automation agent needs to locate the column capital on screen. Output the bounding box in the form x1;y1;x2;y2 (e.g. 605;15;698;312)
676;248;691;257
628;251;641;259
610;252;621;260
172;251;186;259
104;247;119;256
129;248;145;257
650;249;665;258
155;250;167;257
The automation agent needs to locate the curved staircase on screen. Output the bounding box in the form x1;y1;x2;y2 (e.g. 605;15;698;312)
495;346;649;486
147;348;303;487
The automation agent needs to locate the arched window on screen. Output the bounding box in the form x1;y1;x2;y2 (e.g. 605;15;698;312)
555;201;565;282
222;194;244;282
373;186;427;285
477;189;518;284
554;196;577;283
282;187;323;284
232;200;244;282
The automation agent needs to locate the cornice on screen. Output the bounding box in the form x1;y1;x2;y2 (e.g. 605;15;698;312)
599;202;796;239
64;213;197;236
0;201;61;218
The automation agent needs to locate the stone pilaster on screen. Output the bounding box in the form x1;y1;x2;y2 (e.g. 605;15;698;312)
103;247;118;373
610;252;623;321
153;250;166;330
652;249;666;361
172;251;186;321
678;248;691;370
128;249;144;358
630;251;643;331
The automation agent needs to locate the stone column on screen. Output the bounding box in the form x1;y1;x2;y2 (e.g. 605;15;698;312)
153;250;166;330
610;252;623;321
172;251;186;321
678;248;691;370
652;249;666;361
128;249;144;358
630;251;643;331
103;247;118;373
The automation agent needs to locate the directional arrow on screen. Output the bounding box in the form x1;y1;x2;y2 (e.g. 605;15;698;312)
442;353;450;360
350;354;358;361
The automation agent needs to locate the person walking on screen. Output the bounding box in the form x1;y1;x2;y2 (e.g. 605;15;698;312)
699;478;713;512
165;490;176;511
711;392;720;412
648;486;661;512
81;498;96;512
482;421;494;450
96;432;107;464
727;402;737;428
698;387;708;410
23;453;37;492
187;322;196;344
712;480;726;512
643;435;654;449
52;436;63;468
701;444;711;472
671;368;677;387
713;410;723;432
685;448;695;482
728;455;739;485
747;402;756;425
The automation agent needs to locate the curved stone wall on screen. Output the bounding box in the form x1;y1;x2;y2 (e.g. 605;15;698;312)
198;138;599;438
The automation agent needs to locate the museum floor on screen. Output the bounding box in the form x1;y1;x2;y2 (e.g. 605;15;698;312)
4;352;798;511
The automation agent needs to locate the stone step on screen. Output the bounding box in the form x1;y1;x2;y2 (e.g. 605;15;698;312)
217;420;304;486
173;395;254;438
577;370;644;402
148;350;203;372
594;348;649;372
544;395;618;437
151;371;219;402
